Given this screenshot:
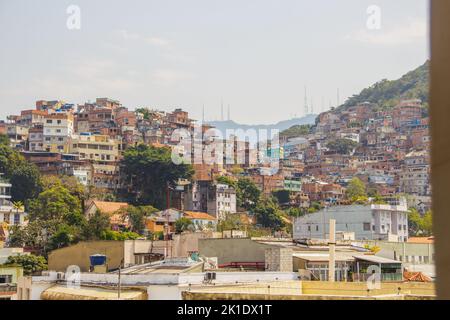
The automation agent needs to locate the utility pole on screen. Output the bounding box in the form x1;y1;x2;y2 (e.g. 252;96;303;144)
165;183;170;259
329;219;336;282
118;258;123;299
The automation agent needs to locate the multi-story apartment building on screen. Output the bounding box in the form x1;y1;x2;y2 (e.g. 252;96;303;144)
43;113;74;153
392;100;423;130
293;198;409;242
0;177;26;227
400;150;431;196
70;134;120;162
248;173;285;196
28;125;45;152
95;97;121;110
6;124;28;148
185;181;237;221
18;110;48;127
70;134;121;190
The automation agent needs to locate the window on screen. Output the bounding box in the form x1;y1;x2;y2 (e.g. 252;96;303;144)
14;213;20;225
316;225;319;232
3;213;10;223
0;275;13;284
363;223;371;231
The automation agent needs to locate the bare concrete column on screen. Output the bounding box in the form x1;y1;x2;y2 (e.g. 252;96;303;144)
328;219;336;282
431;0;450;300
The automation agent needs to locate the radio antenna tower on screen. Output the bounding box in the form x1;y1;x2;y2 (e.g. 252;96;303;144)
304;86;309;116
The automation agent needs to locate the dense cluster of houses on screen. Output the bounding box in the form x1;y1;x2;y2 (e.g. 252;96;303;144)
0;97;431;231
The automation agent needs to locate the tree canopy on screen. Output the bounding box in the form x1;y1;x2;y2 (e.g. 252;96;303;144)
3;254;47;276
254;197;285;231
236;178;261;211
280;125;312;139
0;140;42;203
326;139;358;155
346;177;367;200
121;144;194;208
409;209;433;236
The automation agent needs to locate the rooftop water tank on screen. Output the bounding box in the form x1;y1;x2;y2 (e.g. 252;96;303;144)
89;254;107;266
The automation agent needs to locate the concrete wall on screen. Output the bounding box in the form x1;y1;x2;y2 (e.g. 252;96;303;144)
198;238;276;264
355;240;435;263
265;248;293;272
182;281;435;300
172;233;209;257
48;241;125;272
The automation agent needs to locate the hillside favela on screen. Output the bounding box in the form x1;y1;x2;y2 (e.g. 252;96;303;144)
0;61;435;300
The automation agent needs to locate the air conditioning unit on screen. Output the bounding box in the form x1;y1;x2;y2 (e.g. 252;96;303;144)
56;272;65;280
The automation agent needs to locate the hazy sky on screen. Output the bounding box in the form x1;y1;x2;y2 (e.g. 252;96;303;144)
0;0;429;124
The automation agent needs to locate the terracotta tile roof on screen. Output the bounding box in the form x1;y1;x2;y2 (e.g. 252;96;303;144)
92;201;129;214
407;237;434;244
110;213;129;226
183;211;216;221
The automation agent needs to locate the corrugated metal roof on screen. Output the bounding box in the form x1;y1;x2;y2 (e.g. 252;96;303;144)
41;285;147;300
353;255;401;264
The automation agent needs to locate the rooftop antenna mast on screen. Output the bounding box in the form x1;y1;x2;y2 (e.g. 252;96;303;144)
202;104;205;123
221;99;224;121
304;86;309;116
227;105;231;121
337;88;340;108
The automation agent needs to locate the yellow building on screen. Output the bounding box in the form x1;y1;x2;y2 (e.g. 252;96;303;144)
70;134;121;189
70;134;120;162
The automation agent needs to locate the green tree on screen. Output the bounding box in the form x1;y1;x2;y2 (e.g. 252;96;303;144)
409;208;433;236
280;125;312;139
216;214;242;232
421;211;433;236
272;190;291;205
0;143;42;203
236;178;261;211
101;230;141;240
121;205;158;234
346;177;367;200
175;217;193;234
254;198;285;231
81;210;111;240
4;254;47;276
10;164;43;203
48;224;79;250
286;207;306;218
121;144;194;208
28;185;83;225
326;139;358;155
8;220;60;253
216;176;237;189
0;134;10;146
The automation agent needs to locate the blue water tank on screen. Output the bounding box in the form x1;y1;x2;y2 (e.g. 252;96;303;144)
89;254;107;266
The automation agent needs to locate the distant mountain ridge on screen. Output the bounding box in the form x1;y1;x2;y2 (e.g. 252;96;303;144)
340;60;429;109
207;114;317;135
